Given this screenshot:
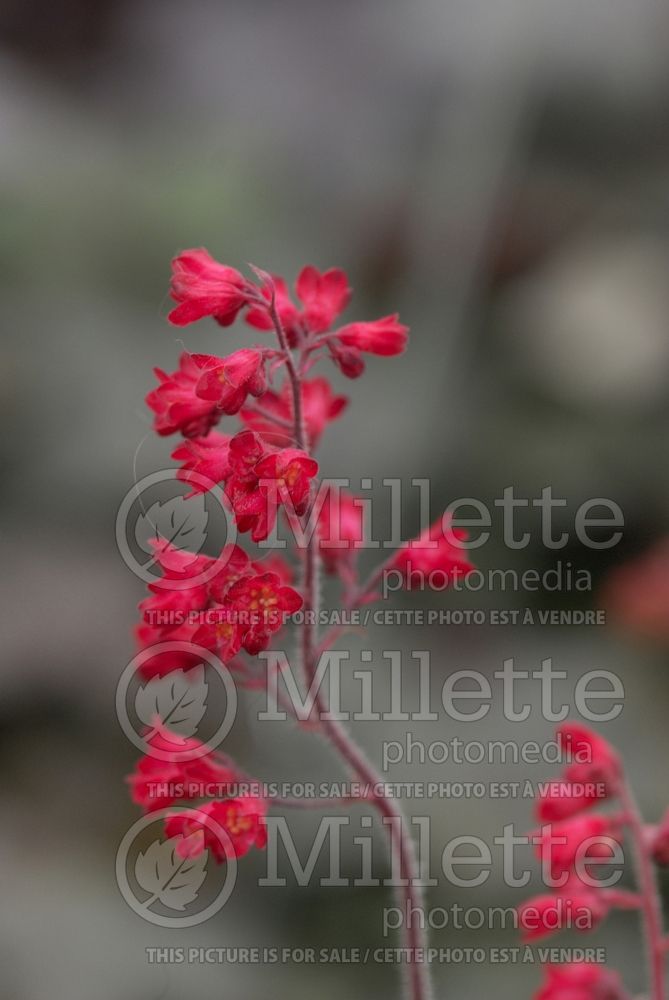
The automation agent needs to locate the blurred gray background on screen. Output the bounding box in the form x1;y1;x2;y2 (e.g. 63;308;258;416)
1;0;669;997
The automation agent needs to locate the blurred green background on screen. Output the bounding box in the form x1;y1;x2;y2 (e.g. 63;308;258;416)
1;1;669;998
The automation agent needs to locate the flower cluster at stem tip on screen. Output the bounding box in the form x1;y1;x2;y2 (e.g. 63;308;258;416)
132;248;472;868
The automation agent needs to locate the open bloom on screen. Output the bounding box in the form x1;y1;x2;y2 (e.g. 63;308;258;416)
391;516;474;589
226;572;303;653
246;266;351;344
192;348;267;413
127;724;239;812
255;448;319;516
168;249;251;327
146;352;221;438
224;431;318;541
535;963;628;1000
135;539;290;672
165;796;268;862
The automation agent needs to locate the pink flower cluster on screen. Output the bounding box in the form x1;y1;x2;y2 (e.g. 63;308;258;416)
128;723;266;862
130;249;473;883
519;723;669;1000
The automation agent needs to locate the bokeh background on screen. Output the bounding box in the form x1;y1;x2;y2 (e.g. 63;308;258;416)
2;1;669;997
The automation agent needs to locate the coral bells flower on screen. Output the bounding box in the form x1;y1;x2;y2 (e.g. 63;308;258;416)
391;516;474;590
535;780;608;824
146;352;221;438
227;572;303;653
518;887;611;941
558;723;621;790
135;539;276;672
165;796;268;862
127;724;239;812
329;315;408;378
255;448;319;516
535;815;621;880
536;724;620;823
335;315;409;356
535;963;629;1000
246;266;351;343
172;432;231;494
224;431;319;541
168;249;250;327
192;348;267;414
240;376;348;449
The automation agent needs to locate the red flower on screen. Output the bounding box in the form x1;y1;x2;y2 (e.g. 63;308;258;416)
518;887;610;941
336;314;409;356
135;540;260;672
192;607;243;662
329;314;408;378
127;724;238;812
558;723;620;790
318;488;365;575
223;431;319;541
165;796;268;862
535;815;620;879
192;348;267;413
172;432;231;495
255;448;319;516
535;963;628;1000
535;725;620;822
146;352;221;438
536;780;611;823
168;249;250;327
223;431;275;541
240;376;348;449
391;516;474;589
227;572;303;653
293;265;351;333
246;266;351;343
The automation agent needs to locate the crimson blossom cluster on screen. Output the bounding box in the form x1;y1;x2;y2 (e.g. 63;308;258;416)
518;722;669;1000
126;246;472;985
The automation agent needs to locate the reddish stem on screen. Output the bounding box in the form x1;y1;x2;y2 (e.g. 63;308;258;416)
268;301;433;1000
620;780;666;1000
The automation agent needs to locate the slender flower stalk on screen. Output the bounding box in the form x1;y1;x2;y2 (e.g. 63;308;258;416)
619;782;666;1000
267;291;433;1000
